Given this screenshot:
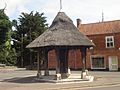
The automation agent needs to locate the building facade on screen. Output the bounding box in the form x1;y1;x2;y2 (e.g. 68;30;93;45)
78;19;120;71
48;19;120;71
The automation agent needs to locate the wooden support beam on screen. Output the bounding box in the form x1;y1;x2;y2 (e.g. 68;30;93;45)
55;48;60;74
80;47;87;79
80;47;87;72
37;50;41;77
44;49;49;76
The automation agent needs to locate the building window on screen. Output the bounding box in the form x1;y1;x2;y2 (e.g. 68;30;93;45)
91;56;105;69
105;36;114;48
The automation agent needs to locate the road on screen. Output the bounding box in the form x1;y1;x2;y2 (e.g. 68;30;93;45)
80;85;120;90
0;70;37;81
0;70;120;90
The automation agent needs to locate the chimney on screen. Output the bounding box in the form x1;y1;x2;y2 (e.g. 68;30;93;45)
76;19;81;28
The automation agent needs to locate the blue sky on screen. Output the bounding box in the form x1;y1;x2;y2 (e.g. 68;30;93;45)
0;0;120;26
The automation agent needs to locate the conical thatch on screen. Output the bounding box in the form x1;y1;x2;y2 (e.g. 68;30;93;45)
26;12;94;48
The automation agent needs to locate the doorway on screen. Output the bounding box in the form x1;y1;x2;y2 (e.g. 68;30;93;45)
109;56;118;71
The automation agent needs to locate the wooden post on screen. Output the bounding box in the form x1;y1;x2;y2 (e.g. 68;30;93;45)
55;48;62;80
59;49;66;74
56;48;70;78
80;47;87;79
37;50;41;77
64;49;70;77
65;49;69;73
55;48;60;74
44;50;49;76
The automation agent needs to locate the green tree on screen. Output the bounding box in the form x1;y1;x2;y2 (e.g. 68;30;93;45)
12;11;48;67
0;9;17;65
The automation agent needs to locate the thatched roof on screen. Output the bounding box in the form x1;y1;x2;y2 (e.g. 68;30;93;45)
26;12;94;48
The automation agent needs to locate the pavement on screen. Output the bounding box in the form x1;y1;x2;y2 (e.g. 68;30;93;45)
35;74;94;84
0;69;120;90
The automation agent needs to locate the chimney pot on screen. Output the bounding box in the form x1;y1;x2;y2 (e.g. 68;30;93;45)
77;19;81;28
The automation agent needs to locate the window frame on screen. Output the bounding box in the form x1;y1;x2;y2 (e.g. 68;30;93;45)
91;55;106;69
105;36;114;48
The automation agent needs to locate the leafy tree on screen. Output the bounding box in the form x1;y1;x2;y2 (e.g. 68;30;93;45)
12;11;48;67
0;9;17;65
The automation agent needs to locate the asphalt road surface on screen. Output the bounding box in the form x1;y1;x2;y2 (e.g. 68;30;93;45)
1;70;120;90
80;85;120;90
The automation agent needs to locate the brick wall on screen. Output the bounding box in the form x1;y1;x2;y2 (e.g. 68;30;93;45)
48;33;120;70
87;33;120;70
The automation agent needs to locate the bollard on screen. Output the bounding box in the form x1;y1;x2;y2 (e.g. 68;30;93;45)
81;71;87;79
55;73;61;80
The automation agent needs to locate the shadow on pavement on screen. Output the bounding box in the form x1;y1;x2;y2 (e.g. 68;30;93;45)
2;76;47;84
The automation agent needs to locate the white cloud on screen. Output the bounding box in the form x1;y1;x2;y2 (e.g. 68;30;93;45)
1;0;120;25
0;0;31;19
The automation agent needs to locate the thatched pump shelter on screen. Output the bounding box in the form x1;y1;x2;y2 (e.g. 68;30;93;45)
26;12;94;79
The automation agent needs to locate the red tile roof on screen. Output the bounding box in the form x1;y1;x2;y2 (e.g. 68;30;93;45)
79;20;120;35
